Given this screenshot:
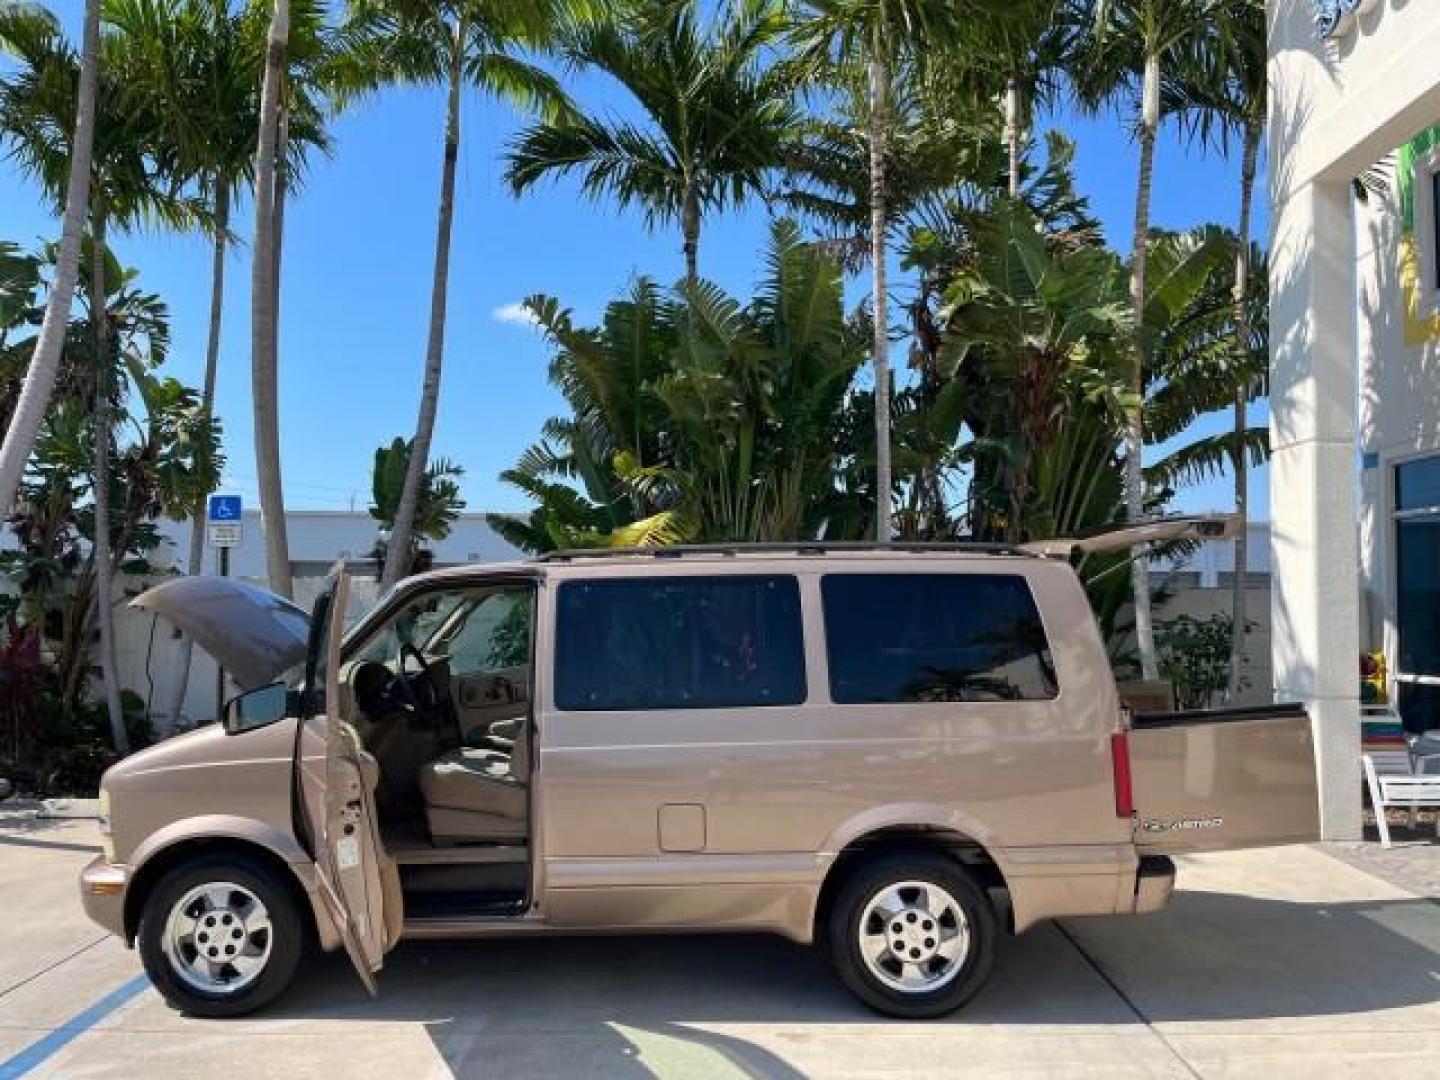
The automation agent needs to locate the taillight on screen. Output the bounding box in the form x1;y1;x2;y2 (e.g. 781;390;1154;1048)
1111;731;1134;819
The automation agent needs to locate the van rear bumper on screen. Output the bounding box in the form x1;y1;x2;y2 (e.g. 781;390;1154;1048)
79;856;128;939
1001;846;1177;931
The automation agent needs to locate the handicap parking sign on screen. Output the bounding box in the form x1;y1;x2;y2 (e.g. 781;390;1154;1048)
206;495;242;548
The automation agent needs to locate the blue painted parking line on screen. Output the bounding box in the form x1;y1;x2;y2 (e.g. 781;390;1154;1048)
0;974;150;1079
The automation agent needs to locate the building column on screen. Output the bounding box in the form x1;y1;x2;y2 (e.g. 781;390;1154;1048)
1269;177;1362;841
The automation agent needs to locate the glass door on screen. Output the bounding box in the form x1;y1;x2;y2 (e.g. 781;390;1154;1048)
1394;457;1440;733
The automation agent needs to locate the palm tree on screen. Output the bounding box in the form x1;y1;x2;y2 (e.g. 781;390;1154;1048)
1167;0;1264;698
505;0;796;284
791;0;998;543
108;0;257;596
904;0;1067;198
336;0;572;588
986;2;1069;197
109;0;327;727
1;6;199;752
0;1;100;521
1140;228;1269;496
1074;0;1210;681
4;249;221;726
251;0;292;598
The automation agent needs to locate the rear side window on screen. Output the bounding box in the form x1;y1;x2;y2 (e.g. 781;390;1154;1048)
555;576;806;710
821;574;1058;703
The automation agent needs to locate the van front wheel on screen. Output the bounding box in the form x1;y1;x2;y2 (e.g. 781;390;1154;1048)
138;854;304;1018
827;852;997;1019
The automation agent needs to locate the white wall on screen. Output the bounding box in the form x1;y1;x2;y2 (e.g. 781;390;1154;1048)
1354;146;1440;661
1150;521;1273;585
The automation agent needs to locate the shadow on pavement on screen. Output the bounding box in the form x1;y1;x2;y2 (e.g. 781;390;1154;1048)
1062;887;1440;1023
276;934;841;1078
0;833;102;854
247;887;1440;1076
0;808;102;853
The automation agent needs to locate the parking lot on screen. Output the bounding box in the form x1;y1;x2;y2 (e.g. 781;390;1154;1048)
3;809;1440;1079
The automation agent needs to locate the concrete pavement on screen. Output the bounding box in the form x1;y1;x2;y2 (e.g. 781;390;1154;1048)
1;808;1438;1078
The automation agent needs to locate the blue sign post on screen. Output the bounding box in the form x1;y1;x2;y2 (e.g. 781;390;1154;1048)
206;496;242;549
205;495;241;717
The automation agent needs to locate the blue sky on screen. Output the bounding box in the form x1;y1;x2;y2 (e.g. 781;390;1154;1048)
0;22;1269;522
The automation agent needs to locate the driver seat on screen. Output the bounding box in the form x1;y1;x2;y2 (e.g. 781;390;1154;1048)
418;718;529;844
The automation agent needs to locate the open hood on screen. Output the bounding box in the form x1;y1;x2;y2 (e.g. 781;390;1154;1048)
1020;514;1241;558
131;576;310;690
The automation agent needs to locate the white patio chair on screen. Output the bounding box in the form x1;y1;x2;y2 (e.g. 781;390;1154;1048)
1362;752;1440;848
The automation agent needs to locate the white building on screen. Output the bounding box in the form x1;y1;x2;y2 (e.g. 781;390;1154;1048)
158;508;521;583
1269;0;1440;838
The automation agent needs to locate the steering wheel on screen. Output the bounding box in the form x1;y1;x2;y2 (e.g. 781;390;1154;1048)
393;643;444;725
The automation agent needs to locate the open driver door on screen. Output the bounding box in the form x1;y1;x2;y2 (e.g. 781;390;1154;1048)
295;564;403;994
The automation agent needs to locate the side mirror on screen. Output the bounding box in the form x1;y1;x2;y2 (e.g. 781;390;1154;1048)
223;682;290;734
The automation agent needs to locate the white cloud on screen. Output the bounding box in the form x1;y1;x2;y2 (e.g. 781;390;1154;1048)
491;301;539;329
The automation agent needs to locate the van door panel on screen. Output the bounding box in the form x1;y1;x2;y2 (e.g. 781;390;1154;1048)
296;566;396;993
450;666;529;743
1129;704;1319;854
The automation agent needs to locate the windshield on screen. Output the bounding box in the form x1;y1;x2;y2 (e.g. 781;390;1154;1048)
353;591;469;666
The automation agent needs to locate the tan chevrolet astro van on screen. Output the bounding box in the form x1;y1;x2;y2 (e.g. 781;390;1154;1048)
80;518;1320;1019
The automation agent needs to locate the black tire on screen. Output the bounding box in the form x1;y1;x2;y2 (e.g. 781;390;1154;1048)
137;854;305;1018
826;850;997;1019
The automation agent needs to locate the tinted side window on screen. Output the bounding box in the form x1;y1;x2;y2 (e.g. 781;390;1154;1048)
555;576;806;711
822;574;1058;703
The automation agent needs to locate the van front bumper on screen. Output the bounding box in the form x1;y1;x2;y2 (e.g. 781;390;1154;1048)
79;856;128;939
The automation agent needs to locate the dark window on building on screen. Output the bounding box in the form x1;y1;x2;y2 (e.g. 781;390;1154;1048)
1396;456;1440;513
1396;454;1440;734
1434;169;1440;288
555;576;806;711
821;574;1058;704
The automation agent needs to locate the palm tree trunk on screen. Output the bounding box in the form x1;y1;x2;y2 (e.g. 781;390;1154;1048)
162;182;230;731
682;181;700;285
1128;49;1161;682
273;106;288;329
63;560;96;708
0;0;100;517
1226;118;1260;700
1005;74;1022;198
251;0;293;599
383;32;464;588
89;204;128;756
867;40;893;544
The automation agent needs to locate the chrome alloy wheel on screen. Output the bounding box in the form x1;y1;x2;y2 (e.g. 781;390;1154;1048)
857;880;970;993
161;882;273;994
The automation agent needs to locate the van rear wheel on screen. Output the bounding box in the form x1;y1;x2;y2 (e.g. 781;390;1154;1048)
138;854;304;1018
827;851;997;1019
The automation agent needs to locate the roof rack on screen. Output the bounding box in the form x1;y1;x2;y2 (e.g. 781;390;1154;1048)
535;541;1036;563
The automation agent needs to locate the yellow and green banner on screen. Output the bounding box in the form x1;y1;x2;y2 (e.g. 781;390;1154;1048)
1397;125;1440;345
